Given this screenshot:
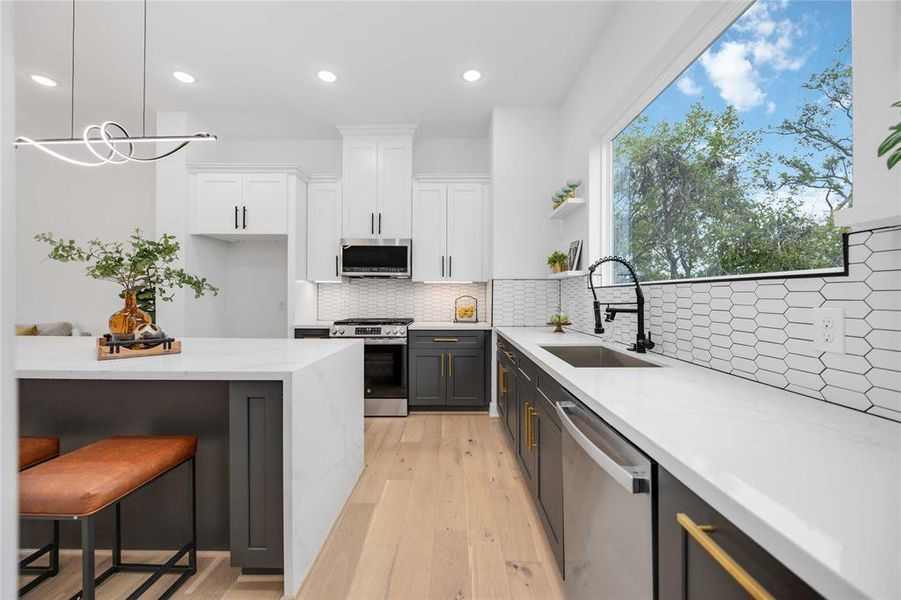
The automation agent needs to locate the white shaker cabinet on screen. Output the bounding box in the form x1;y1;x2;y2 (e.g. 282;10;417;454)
338;125;415;239
413;176;487;282
307;179;342;282
192;171;288;236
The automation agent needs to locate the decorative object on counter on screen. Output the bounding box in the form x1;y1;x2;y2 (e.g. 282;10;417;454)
547;250;569;273
551;179;583;208
133;322;167;349
877;100;901;169
122;286;157;323
96;333;181;360
567;240;583;271
454;295;479;323
13;0;216;167
35;229;218;335
549;312;571;333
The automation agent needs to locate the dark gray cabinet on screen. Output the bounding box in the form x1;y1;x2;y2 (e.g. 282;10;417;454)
495;335;563;576
409;330;488;408
228;382;284;572
658;466;822;600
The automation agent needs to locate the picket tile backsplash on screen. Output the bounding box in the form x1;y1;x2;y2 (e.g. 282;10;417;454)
492;226;901;424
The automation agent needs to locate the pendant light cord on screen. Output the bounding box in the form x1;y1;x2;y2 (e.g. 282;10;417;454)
142;0;147;137
70;0;75;139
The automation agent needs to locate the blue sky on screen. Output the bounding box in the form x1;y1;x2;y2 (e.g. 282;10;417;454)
619;0;852;213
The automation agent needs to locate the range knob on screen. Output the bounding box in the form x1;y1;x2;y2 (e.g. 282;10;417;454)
337;327;346;336
330;327;337;336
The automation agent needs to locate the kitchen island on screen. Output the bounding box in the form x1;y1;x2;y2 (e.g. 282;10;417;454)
16;336;364;598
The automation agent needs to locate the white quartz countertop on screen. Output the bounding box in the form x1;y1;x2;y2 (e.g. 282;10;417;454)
16;336;362;381
495;327;900;600
408;321;492;330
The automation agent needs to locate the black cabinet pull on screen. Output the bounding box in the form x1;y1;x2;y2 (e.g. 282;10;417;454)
371;213;374;234
449;256;453;278
335;255;339;277
242;206;247;229
441;255;445;277
378;213;382;234
234;206;239;229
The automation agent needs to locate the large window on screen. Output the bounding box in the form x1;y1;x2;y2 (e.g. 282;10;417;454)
611;0;851;284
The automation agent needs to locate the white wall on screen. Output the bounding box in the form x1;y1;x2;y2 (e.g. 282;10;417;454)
0;2;15;596
223;240;287;338
414;137;490;174
490;107;561;278
15;149;155;335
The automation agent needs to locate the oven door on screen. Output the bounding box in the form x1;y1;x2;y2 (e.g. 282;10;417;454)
362;339;408;416
341;239;411;278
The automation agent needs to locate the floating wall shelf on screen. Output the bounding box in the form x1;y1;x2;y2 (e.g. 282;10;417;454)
547;270;587;280
547;198;586;220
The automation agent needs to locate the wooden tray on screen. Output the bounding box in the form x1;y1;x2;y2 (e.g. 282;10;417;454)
96;337;182;361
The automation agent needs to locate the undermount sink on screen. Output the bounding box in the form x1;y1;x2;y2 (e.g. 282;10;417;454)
540;345;661;368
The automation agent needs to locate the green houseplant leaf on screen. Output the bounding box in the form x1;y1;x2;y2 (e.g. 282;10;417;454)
878;101;901;169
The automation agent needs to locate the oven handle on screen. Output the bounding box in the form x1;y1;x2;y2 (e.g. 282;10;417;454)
361;338;408;345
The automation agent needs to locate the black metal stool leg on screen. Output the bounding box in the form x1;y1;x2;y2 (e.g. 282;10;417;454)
113;502;122;568
81;516;96;600
190;455;197;574
50;520;60;575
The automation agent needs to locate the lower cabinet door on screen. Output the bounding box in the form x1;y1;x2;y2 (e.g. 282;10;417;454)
517;380;537;490
447;348;485;406
658;467;822;600
228;382;283;570
535;404;564;575
409;349;447;406
505;366;519;445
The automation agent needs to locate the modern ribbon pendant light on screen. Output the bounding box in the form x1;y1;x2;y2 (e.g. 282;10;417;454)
13;0;216;166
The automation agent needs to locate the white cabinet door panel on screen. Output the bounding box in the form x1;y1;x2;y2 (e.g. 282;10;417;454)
243;173;288;234
193;172;243;234
307;183;342;282
342;141;378;238
377;142;412;238
412;184;447;281
446;183;483;281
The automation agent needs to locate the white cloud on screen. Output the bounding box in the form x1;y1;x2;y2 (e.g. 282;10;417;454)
699;42;765;111
766;101;777;114
676;75;702;96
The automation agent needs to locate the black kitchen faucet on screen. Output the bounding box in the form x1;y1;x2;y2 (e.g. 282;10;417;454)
587;256;655;353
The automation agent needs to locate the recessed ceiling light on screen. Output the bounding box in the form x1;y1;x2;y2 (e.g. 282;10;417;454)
172;70;196;84
462;69;482;83
317;70;338;83
29;74;57;87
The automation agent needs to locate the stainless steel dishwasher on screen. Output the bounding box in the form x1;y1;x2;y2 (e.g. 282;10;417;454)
556;395;655;599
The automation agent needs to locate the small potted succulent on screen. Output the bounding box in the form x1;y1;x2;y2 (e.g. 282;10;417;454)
547;250;569;273
549;312;571;333
35;229;218;337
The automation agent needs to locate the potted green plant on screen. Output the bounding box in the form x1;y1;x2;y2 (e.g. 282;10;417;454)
877;100;901;169
547;250;569;273
549;312;571;333
35;230;218;335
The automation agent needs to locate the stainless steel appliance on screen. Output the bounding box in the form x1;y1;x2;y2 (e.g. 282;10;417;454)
331;318;412;416
340;239;412;278
556;395;655;599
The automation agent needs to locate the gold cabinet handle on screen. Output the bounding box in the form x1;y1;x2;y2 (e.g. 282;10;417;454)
449;352;453;377
524;402;532;450
676;513;775;600
440;352;444;377
498;366;507;394
528;406;538;449
434;337;458;343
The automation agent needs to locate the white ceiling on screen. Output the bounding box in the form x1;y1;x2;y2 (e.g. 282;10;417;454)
15;1;615;141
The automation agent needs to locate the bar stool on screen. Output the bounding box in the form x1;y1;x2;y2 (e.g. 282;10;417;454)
19;435;198;600
18;437;61;596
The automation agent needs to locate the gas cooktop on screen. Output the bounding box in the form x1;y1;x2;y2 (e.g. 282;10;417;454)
333;318;414;326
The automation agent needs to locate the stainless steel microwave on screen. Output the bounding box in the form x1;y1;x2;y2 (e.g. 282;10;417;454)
340;239;412;278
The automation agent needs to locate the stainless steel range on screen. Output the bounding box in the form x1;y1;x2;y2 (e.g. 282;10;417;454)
331;318;412;416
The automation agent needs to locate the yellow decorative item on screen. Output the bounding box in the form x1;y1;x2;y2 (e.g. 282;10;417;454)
454;295;478;323
109;290;152;335
16;325;39;336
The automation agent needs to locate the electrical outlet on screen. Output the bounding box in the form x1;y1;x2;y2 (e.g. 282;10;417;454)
812;307;845;353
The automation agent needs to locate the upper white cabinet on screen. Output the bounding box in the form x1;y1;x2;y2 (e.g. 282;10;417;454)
307;178;342;282
192;171;288;236
338;124;415;239
413;176;488;282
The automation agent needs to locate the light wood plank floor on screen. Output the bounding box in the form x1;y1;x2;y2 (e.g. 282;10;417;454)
20;414;564;600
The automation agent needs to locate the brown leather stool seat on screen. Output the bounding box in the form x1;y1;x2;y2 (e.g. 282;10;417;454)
20;435;196;517
18;435;198;600
18;436;59;471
